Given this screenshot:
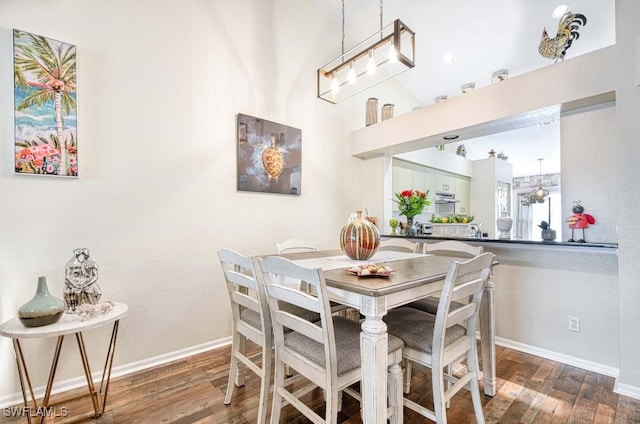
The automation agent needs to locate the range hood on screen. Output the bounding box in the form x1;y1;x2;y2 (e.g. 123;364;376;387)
434;192;460;204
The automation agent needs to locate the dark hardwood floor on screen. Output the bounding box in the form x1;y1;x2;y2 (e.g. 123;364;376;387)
2;343;639;423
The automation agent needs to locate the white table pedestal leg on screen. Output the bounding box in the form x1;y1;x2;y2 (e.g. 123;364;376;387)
360;296;388;424
480;279;496;396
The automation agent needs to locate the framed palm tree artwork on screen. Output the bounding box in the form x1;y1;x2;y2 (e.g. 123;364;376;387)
237;113;302;195
13;29;77;177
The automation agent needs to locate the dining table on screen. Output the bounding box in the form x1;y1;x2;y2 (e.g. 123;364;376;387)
278;249;497;424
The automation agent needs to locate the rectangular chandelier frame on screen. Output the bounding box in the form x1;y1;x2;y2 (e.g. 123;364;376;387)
317;19;415;104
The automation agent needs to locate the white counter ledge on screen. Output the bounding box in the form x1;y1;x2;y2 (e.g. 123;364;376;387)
382;234;618;273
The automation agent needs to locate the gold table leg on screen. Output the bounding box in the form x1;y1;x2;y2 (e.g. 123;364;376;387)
74;319;121;417
10;320;121;422
12;335;65;424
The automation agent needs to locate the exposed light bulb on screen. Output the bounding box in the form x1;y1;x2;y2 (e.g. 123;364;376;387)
330;72;339;93
389;39;398;64
366;50;376;75
348;62;357;85
443;53;455;64
552;4;569;18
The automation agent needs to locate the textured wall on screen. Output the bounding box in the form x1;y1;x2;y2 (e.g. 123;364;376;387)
0;0;364;399
614;0;640;397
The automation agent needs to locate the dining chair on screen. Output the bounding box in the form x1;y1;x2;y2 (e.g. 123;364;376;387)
217;248;272;424
274;238;319;254
275;238;354;319
407;241;484;314
257;255;405;424
384;252;494;424
378;238;423;253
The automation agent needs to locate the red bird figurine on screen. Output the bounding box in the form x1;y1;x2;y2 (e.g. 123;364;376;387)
566;201;595;243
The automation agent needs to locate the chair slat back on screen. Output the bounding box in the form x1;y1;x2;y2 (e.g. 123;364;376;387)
274;238;319;254
378;238;421;253
433;252;494;369
425;240;483;257
258;256;336;376
218;248;270;341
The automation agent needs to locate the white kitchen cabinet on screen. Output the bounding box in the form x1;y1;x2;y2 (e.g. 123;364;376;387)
423;167;436;213
435;170;456;193
412;164;426;192
455;176;471;215
393;159;470;217
392;160;413;201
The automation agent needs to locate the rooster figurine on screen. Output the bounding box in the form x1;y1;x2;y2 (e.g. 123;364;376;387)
539;11;587;62
566;201;595;243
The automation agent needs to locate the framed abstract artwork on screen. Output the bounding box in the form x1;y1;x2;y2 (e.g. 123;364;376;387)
13;29;78;177
237;113;302;195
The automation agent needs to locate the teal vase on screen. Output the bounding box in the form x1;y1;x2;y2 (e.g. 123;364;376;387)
18;276;66;328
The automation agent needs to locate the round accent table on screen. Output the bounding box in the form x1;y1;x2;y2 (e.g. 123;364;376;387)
0;302;128;424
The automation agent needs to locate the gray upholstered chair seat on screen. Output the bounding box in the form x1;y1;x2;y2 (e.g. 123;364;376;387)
239;308;261;329
384;307;466;353
241;304;319;330
284;316;404;375
405;297;464;315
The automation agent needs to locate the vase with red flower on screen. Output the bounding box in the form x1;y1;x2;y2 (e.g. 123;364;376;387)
394;189;431;237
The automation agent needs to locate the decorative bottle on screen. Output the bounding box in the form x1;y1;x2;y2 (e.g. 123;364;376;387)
405;215;417;236
340;211;380;260
496;212;513;239
18;276;66;327
366;98;378;126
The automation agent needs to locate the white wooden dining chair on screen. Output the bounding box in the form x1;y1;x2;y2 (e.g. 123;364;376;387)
425;240;484;257
257;256;405;424
407;241;484;314
401;240;485;394
274;238;319;254
384;252;494;424
378;238;422;253
275;238;353;318
217;248;272;424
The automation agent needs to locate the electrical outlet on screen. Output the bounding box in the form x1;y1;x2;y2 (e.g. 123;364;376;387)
569;316;580;332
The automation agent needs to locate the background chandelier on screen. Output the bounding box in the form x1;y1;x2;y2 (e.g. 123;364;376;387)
524;158;549;205
317;0;415;104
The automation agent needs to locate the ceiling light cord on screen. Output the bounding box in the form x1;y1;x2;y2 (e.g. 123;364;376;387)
380;0;384;39
341;0;345;58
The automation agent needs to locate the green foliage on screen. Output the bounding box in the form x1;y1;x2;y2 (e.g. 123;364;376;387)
394;189;431;218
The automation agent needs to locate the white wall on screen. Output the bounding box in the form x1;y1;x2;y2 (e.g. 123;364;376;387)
0;0;421;401
561;106;617;243
490;246;619;372
614;0;640;397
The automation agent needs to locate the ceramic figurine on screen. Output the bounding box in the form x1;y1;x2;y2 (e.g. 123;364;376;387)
64;248;102;312
538;11;587;62
566;201;595;242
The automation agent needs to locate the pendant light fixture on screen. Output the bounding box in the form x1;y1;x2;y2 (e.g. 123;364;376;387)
529;158;549;204
317;0;415;104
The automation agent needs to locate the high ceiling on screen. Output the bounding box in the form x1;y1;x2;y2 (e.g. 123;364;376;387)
312;0;616;177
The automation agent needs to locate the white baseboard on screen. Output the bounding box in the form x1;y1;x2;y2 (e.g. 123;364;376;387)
495;336;640;400
495;336;620;378
0;337;232;410
3;335;639;408
614;381;640;400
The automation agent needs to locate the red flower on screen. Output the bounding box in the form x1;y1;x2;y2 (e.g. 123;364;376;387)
394;189;431;218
